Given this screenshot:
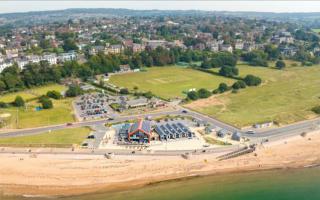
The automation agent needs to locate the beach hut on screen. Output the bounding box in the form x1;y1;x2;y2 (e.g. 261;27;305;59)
231;132;242;141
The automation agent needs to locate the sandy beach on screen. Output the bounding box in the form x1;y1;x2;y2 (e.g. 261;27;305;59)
1;131;320;197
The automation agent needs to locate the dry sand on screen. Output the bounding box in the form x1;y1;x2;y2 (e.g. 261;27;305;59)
1;131;320;197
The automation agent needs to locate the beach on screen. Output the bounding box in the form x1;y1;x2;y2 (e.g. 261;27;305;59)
0;131;320;197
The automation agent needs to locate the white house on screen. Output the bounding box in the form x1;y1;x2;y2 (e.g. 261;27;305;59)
0;61;13;73
42;54;57;65
219;44;233;53
58;52;77;62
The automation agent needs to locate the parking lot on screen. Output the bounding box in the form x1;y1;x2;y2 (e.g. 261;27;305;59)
74;93;110;120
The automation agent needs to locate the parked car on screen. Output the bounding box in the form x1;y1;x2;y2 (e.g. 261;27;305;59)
246;130;255;134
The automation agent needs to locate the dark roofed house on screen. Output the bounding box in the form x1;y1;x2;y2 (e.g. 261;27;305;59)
128;119;152;143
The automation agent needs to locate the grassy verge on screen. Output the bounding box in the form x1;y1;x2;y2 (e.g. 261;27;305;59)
0;127;91;147
0;84;67;103
204;136;231;145
186;63;320;127
0;98;75;129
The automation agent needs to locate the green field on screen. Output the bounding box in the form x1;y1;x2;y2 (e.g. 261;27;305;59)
0;84;74;129
0;127;91;147
187;64;320;127
109;66;235;99
0;84;67;103
0;98;75;129
312;28;320;34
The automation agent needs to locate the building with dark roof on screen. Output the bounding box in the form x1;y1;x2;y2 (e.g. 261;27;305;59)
231;132;242;141
128;119;152;143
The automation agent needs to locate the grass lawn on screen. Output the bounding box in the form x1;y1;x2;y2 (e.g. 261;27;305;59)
0;98;75;129
186;63;320;127
312;28;320;34
0;127;91;147
109;66;235;99
0;84;67;103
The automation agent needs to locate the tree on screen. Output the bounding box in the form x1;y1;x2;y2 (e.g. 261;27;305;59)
276;60;286;69
197;88;211;98
62;39;78;52
143;91;153;99
218;83;229;93
13;96;25;107
312;106;320;114
47;90;62;99
187;91;199;100
219;66;239;77
65;85;83;97
120;88;129;95
244;75;262;86
39;96;53;109
0;80;6;91
232;80;246;90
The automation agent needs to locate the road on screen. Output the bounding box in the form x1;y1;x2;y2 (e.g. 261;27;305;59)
0;107;320;148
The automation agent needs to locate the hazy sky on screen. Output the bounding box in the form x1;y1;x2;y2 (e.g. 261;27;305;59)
1;1;320;14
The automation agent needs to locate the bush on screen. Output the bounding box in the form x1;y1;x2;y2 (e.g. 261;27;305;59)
0;102;9;108
13;96;25;107
244;75;262;86
219;66;239;77
65;85;83;97
143;91;153;99
232;80;247;90
312;106;320;114
47;90;62;99
187;91;199;100
40;97;53;109
120;88;129;95
198;88;211;99
276;60;286;69
218;83;229;93
212;89;220;94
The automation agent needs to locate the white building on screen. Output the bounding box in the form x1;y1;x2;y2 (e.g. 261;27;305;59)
42;54;57;65
219;44;233;53
0;61;13;73
58;52;77;62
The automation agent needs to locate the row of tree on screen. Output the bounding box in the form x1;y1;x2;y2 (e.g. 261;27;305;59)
187;74;262;101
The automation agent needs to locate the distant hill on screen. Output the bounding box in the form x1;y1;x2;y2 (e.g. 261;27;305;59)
1;8;320;27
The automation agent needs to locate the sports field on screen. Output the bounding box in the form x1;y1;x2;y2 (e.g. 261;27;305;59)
109;66;235;99
0;127;91;147
186;63;320;127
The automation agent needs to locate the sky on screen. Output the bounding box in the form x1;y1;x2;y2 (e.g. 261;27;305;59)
1;1;320;14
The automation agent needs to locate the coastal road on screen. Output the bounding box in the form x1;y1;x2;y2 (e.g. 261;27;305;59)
0;108;240;138
1;107;320;144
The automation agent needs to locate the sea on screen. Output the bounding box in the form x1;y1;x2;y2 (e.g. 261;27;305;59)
2;167;320;200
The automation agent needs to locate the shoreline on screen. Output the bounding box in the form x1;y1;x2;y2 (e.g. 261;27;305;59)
1;131;320;198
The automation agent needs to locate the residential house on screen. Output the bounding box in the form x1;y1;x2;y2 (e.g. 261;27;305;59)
132;43;145;53
0;61;13;73
105;44;123;54
119;64;131;72
219;44;233;53
146;40;167;50
234;39;244;50
58;52;77;62
42;54;57;65
5;49;19;59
